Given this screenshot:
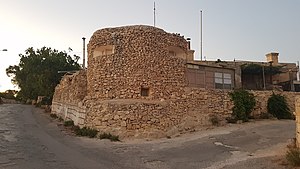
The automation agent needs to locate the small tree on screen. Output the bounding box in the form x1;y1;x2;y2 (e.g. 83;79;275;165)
229;89;256;122
267;93;292;119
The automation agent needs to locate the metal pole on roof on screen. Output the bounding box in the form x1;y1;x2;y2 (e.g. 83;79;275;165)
82;37;86;69
200;10;203;61
297;61;300;81
262;64;266;90
154;1;156;27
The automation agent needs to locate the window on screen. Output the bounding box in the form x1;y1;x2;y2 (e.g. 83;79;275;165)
214;72;232;89
168;46;186;59
141;87;150;97
169;51;176;57
93;45;115;58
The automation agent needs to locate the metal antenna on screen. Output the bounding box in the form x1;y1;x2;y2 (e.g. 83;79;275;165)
200;10;203;61
154;1;156;27
82;37;86;69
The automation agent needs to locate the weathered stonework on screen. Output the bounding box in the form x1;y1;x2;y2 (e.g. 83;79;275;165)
296;96;300;147
251;91;300;117
52;25;300;139
51;70;87;127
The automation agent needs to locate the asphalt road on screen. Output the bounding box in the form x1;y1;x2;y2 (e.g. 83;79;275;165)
0;104;295;169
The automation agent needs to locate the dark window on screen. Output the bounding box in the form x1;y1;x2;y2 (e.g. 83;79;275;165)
141;87;149;97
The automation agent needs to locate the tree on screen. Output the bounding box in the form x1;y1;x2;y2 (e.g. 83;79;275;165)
6;47;81;102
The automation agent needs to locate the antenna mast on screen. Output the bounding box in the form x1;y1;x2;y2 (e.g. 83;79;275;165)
154;1;156;27
200;10;203;61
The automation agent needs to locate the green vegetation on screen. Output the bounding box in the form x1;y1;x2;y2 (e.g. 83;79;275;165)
6;47;80;102
286;148;300;166
99;132;120;142
286;139;300;167
0;90;17;100
267;93;292;119
50;113;58;119
64;120;75;127
241;63;282;75
58;117;63;122
210;115;220;126
228;89;256;122
74;127;98;138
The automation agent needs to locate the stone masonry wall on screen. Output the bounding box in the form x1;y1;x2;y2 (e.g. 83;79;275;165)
84;88;233;138
51;70;87;126
296;96;300;147
87;25;187;100
251;91;300;117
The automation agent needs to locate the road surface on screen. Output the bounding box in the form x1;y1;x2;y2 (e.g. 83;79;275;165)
0;104;295;169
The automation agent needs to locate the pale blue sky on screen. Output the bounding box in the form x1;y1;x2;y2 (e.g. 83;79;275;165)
0;0;299;91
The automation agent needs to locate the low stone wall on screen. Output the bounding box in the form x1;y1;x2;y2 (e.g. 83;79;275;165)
51;101;86;127
83;88;233;138
251;91;300;117
51;70;87;126
52;82;300;139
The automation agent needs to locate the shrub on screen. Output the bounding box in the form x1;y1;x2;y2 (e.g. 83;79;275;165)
210;115;220;126
50;113;58;119
286;147;300;166
58;117;63;122
99;132;120;142
74;127;98;138
64;120;74;127
267;93;292;119
229;89;256;122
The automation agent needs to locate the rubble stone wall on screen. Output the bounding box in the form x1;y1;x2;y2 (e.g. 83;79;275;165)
51;70;87;126
87;25;187;100
84;88;233;138
251;91;300;117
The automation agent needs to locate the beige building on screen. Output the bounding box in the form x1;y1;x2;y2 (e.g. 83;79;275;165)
188;52;299;91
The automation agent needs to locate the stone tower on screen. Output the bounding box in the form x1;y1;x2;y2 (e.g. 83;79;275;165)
87;25;189;100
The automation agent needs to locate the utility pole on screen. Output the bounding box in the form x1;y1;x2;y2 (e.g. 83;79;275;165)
262;64;266;90
297;61;300;81
82;37;86;69
200;10;203;61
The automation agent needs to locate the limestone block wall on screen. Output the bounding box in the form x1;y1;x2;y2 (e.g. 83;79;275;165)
51;70;87;126
84;88;233;138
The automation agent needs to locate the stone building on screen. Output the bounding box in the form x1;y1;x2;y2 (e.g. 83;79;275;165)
52;25;299;138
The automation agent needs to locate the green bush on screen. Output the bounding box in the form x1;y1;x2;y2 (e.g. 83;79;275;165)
74;127;98;138
286;147;300;166
210;115;220;126
64;120;74;127
99;132;120;142
267;93;292;119
229;89;256;122
50;113;58;119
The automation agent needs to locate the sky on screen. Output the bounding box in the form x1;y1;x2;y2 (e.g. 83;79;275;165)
0;0;299;92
